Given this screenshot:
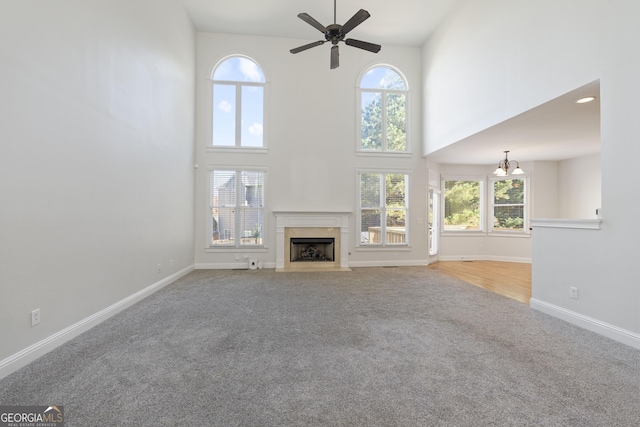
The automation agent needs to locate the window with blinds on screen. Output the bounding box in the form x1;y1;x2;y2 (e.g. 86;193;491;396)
210;170;265;247
359;172;409;245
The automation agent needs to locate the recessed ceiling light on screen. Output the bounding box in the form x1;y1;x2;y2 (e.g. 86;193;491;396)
576;96;596;104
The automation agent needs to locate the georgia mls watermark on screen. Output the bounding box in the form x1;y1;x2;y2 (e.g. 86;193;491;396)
0;406;64;427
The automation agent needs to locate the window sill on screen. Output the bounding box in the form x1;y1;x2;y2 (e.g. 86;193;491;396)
206;147;269;154
356;150;413;158
441;231;531;238
205;247;269;253
441;231;486;237
488;232;530;238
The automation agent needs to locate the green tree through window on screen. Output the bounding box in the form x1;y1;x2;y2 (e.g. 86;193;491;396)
359;67;407;152
444;179;482;230
492;179;525;231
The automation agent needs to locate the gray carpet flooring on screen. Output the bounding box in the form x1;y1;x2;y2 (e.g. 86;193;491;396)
1;267;639;426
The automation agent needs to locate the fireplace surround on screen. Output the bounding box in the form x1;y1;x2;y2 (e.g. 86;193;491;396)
274;211;351;272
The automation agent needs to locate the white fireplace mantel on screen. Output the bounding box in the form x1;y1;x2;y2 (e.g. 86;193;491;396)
273;211;351;271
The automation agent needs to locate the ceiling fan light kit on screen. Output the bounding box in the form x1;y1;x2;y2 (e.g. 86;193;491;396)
290;0;381;69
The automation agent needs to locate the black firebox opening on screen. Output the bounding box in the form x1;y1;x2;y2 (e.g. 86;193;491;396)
290;238;335;262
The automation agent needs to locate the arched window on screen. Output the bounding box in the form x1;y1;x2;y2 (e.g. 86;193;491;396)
358;66;408;152
211;56;266;148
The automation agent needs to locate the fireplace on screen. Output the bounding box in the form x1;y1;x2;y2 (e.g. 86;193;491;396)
274;211;351;272
290;238;335;262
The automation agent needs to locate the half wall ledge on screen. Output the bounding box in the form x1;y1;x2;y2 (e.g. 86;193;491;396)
531;218;602;230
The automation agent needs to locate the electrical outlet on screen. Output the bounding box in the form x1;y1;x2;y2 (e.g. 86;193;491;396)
157;263;161;273
31;309;40;326
169;259;174;268
569;287;579;299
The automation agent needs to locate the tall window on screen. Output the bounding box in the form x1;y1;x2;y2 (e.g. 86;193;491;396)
212;56;265;148
491;177;527;232
210;170;265;247
358;66;408;152
443;178;484;231
359;172;409;245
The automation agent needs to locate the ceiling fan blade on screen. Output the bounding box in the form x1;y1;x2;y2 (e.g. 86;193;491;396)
330;45;339;69
341;9;370;35
297;13;327;34
345;38;381;53
290;40;325;54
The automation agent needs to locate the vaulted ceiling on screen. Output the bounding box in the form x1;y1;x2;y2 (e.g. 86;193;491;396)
181;0;459;46
427;80;601;165
181;0;601;165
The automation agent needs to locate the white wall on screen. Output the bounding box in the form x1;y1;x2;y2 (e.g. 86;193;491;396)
423;0;640;343
558;154;601;218
195;33;429;268
0;0;196;367
530;161;559;218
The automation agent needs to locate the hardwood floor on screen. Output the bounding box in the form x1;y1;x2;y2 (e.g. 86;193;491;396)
427;260;532;305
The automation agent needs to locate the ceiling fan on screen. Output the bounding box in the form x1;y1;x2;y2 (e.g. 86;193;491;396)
290;0;382;69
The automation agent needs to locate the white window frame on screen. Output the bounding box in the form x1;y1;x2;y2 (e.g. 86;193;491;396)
207;167;267;249
357;169;410;247
489;175;529;235
210;56;267;150
356;65;410;155
441;176;486;235
428;187;441;256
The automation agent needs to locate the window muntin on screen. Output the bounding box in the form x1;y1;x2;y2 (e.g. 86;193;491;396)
359;172;409;245
443;178;485;232
491;178;527;232
210;170;265;247
358;66;407;152
212;57;265;148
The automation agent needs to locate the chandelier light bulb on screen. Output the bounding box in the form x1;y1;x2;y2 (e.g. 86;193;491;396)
493;151;524;176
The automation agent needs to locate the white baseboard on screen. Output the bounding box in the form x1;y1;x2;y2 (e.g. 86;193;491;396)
0;265;195;380
196;261;428;269
530;298;640;350
437;255;532;263
195;262;251;270
195;262;276;270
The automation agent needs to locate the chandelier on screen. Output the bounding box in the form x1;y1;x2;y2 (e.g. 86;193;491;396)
493;151;524;176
